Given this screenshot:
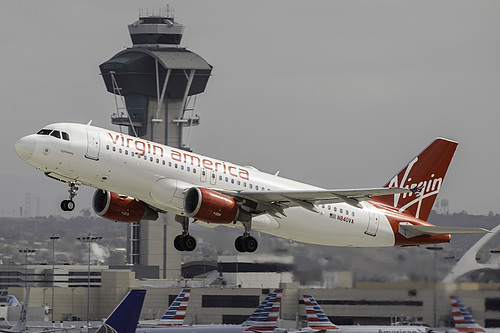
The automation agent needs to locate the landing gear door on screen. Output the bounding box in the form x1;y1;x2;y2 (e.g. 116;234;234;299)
85;129;100;161
365;212;380;236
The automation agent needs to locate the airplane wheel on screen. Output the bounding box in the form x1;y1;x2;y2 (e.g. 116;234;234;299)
174;235;184;251
183;235;197;251
61;200;75;212
244;236;258;253
66;200;75;211
235;236;246;252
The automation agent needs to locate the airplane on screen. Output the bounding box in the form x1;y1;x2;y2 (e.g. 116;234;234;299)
301;294;426;333
449;295;500;333
136;288;284;333
15;122;489;252
97;289;146;333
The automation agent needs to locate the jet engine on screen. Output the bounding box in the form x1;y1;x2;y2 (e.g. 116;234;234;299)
184;187;251;224
92;189;158;223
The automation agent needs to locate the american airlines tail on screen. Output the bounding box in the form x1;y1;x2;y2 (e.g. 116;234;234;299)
303;294;339;331
450;296;486;333
154;288;190;326
243;289;283;332
96;289;146;333
375;138;458;220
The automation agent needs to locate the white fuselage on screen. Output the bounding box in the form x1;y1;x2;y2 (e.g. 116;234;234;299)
17;123;398;247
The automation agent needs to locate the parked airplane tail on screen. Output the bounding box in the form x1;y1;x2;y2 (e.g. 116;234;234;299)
303;294;339;331
450;296;486;332
375;138;458;221
6;296;21;307
244;289;283;331
8;285;30;333
96;289;146;333
154;288;190;326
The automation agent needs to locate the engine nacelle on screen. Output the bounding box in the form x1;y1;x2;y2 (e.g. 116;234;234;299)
184;187;251;224
93;190;158;223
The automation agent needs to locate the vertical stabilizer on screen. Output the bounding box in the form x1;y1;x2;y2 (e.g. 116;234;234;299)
303;294;339;331
154;288;190;326
375;138;458;220
450;296;486;332
8;285;30;333
244;289;283;331
96;290;146;333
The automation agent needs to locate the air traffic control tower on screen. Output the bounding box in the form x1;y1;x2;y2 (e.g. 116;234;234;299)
99;8;212;279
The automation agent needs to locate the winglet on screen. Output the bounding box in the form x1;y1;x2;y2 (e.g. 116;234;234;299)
96;290;146;333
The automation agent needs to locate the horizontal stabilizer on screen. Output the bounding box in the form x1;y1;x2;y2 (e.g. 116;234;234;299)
398;222;490;238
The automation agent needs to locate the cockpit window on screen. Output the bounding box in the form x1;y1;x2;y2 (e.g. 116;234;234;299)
37;129;70;141
37;129;52;135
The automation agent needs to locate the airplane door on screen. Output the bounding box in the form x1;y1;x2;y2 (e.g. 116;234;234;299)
200;168;207;183
365;212;380;236
85;129;100;161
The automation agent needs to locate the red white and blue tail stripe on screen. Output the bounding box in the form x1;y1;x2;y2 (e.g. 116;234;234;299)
154;288;191;326
244;289;283;332
450;296;486;332
303;294;339;331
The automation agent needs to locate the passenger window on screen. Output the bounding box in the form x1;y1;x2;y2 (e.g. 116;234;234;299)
62;132;70;140
256;186;259;190
106;145;110;150
51;130;61;139
231;179;234;184
125;150;128;155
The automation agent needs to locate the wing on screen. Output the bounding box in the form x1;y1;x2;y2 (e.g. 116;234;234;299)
398;222;490;238
219;187;411;218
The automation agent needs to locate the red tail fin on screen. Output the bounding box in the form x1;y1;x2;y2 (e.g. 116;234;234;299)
374;138;458;221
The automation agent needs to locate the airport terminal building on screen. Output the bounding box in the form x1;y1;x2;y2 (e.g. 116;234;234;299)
2;255;500;330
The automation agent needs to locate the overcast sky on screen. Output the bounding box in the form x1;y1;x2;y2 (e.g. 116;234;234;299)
1;1;499;218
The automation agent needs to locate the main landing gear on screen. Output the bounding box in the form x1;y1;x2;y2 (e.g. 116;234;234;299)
61;182;80;212
235;221;258;253
174;215;197;252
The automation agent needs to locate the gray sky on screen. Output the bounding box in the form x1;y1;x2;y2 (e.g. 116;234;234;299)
1;1;499;217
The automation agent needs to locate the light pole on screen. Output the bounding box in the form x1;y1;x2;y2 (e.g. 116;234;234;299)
18;248;36;288
77;235;102;327
50;235;59;323
426;245;443;327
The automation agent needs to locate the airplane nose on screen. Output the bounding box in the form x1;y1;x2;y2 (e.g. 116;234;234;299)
15;136;36;161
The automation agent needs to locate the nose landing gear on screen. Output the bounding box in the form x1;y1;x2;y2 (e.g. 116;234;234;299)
61;182;80;212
